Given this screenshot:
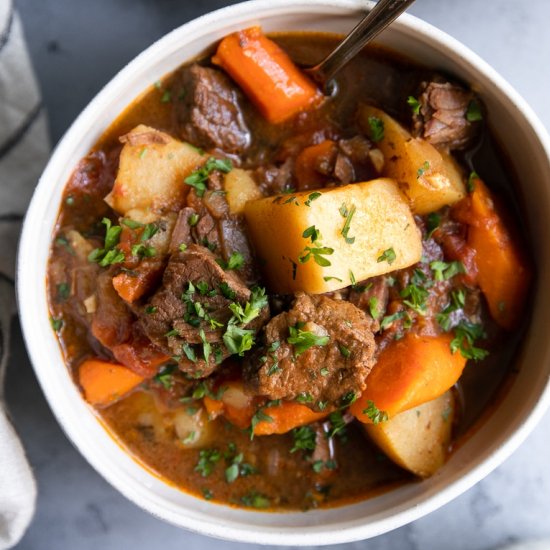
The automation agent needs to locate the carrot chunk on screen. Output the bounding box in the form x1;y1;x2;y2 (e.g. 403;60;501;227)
212;26;321;124
350;333;466;423
253;401;328;435
454;178;531;330
79;358;145;406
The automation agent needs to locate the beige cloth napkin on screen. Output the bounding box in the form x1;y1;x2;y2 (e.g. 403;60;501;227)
0;0;50;547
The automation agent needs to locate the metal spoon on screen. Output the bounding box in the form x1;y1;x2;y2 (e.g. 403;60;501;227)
305;0;417;93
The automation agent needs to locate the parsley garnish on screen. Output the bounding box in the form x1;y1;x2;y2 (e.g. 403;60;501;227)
400;279;429;315
195;449;222;477
304;192;322;207
430;260;466;281
88;218;125;267
290;426;316;453
219;252;244;271
407;96;421;115
450;320;489;361
338;344;351;358
299;245;334;267
184;157;232;197
188;213;200;226
436;288;466;331
56;282;70;301
380;311;405;330
223;324;255;356
417;161;430;178
287;323;329;356
327;411;348;440
367;116;385;142
241;492;270;509
466;100;482;122
302;225;322;243
368;297;380;320
219;282;236;300
426;212;441;239
377;247;396;265
340;203;356;244
154;364;176;389
229;287;268;325
467;171;479;192
363;400;389;424
50;316;63;332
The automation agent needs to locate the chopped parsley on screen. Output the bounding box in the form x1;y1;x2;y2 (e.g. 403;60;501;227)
161;89;172;103
304;192;322;207
223;324;255;356
88;218;125;267
195;448;222;477
249;401;279;440
466;99;482;122
340;203;357;244
377;247;396;265
50;316;63;332
299;244;334;267
188;212;200;226
426;212;441;239
219;282;236;300
229;287;268;325
131;243;156;258
417;161;430;178
312;459;337;473
154;364;176;389
368;297;380;320
287;323;329;356
56;282;70;301
436;288;466;332
302;225;322;243
467;171;479;192
225;451;256;483
241;492;270;509
367;115;385;142
363;400;389;424
400;278;429;316
338;343;351;358
380;310;405;331
290;426;316;453
450;320;489;361
407;95;421;115
326;411;347;440
184;157;232;197
430;260;466;281
219;251;244;271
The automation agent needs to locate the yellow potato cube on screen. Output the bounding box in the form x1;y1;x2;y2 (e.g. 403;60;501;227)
105;124;205;216
224;168;262;215
364;391;455;478
244;178;422;294
359;105;466;214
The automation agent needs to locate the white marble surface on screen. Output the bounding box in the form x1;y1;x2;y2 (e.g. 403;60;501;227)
7;0;550;548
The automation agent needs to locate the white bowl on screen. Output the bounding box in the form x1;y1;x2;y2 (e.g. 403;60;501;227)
17;0;550;545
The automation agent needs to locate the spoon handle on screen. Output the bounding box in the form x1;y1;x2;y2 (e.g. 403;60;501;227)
306;0;417;89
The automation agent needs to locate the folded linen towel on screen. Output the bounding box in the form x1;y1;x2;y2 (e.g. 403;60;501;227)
0;0;50;547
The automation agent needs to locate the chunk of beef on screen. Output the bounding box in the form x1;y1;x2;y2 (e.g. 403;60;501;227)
349;275;390;326
175;65;250;154
169;207;196;253
91;270;133;348
139;245;268;378
185;175;259;285
244;292;376;410
414;80;480;150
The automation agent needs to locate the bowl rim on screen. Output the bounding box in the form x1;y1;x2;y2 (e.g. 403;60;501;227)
16;0;550;545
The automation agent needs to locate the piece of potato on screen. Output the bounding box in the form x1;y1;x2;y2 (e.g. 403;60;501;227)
224;168;262;214
105;124;205;217
244;178;422;294
365;391;455;478
359;105;466;214
172;406;213;449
